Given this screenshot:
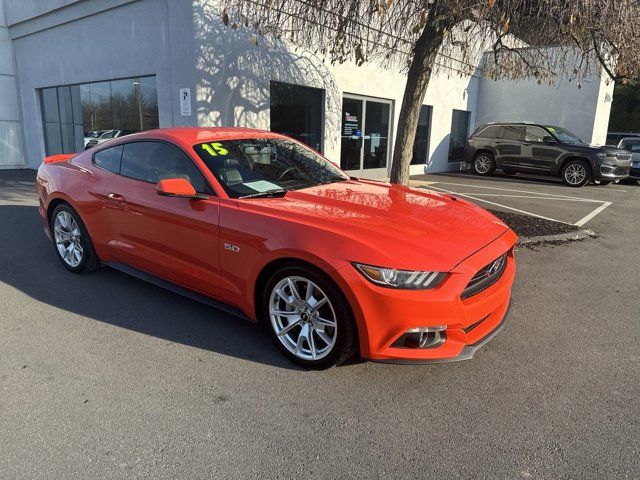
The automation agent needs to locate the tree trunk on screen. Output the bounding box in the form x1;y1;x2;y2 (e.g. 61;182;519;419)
389;13;453;185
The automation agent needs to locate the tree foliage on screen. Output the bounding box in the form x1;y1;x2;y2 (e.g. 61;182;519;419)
221;0;640;184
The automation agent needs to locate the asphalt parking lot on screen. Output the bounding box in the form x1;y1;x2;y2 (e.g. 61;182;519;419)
1;169;639;479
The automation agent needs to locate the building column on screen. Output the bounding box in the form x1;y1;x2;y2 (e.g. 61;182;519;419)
0;0;26;169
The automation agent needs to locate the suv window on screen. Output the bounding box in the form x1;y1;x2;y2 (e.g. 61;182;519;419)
525;126;551;142
121;141;210;194
476;125;501;139
499;126;524;141
93;145;123;173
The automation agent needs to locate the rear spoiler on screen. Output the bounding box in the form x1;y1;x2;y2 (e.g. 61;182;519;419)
43;154;76;164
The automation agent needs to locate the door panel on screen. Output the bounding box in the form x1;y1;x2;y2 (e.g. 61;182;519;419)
496;126;525;167
363;101;390;170
340;98;363;171
523;126;562;171
105;174;221;297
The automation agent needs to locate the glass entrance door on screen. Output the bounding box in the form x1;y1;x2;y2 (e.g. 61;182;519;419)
340;95;392;177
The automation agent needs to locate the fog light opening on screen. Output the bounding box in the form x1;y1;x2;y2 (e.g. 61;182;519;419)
392;326;447;349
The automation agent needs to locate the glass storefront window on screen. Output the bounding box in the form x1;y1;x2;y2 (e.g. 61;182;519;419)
449;109;471;162
270;81;324;152
40;76;159;156
411;105;432;165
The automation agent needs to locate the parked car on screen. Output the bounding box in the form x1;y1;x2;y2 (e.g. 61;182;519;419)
83;130;107;148
37;128;517;368
617;137;640;183
466;122;632;187
85;129;135;149
606;131;640;147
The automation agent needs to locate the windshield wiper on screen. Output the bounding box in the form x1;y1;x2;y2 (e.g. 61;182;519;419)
239;188;287;199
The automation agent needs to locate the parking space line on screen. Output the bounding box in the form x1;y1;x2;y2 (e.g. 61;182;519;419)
428;185;571;224
574;202;612;227
426;181;615;228
432;181;599;200
463;194;602;203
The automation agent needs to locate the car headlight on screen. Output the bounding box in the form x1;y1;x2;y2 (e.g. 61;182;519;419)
353;263;446;290
597;152;616;161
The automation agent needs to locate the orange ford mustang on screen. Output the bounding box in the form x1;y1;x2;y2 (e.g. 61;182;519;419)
36;127;517;368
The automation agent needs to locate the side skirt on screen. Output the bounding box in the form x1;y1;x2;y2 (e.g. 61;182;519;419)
103;262;252;322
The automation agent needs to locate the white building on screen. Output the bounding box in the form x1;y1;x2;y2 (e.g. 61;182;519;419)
0;0;614;178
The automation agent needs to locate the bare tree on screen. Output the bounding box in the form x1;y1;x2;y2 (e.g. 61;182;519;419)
221;0;640;185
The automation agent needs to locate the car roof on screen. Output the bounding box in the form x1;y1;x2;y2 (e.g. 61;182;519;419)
124;127;289;145
479;122;550;127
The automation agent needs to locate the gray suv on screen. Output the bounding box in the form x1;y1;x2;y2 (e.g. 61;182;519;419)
466;123;632;187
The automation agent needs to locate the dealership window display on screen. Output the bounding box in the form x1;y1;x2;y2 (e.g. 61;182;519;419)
40;76;159;155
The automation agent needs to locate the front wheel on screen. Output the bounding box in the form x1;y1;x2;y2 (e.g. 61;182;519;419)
562;160;590;187
473;153;496;176
263;266;357;369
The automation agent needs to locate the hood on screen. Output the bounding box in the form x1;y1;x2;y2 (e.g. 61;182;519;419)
238;179;510;271
571;143;628;155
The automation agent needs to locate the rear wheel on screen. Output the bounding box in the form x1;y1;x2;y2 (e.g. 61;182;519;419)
473;152;496;176
561;160;590;187
50;204;100;273
263;266;357;369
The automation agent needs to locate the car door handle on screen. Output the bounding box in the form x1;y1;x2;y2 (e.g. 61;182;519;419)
107;193;126;203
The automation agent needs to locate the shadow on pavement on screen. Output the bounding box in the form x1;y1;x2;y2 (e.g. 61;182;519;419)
0;202;299;370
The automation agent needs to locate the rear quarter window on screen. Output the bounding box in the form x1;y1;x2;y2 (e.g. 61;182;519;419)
93;145;123;173
475;126;501;139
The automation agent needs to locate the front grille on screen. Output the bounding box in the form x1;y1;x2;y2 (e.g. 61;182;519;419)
616;153;632;163
461;252;508;300
614;165;630;175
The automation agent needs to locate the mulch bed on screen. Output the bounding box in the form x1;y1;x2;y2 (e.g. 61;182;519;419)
488;209;581;238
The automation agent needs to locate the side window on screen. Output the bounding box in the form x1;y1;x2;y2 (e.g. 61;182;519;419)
121;141;210;194
500;126;524;141
525;126;551;142
93;145;123;173
476;125;501;139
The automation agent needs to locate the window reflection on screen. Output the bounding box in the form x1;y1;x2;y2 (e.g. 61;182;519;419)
40;76;158;156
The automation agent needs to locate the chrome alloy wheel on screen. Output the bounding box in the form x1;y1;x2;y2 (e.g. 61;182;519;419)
474;155;492;174
564;163;587;185
53;211;83;268
269;276;338;361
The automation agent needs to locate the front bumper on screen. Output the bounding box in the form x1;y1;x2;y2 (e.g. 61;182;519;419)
335;229;518;363
594;162;631;181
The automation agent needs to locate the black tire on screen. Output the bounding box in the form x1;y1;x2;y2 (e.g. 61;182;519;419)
502;169;517;175
472;152;496;176
262;265;358;369
561;159;590;187
50;203;101;273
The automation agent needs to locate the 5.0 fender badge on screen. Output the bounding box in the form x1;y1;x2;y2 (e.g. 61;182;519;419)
224;243;240;253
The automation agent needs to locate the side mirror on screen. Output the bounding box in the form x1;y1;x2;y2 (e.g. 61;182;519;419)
156;178;206;199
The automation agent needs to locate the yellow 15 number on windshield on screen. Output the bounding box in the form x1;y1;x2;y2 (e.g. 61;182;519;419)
201;142;229;156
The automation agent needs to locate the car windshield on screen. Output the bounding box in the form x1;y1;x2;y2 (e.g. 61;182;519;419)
545;126;583;144
193;138;349;198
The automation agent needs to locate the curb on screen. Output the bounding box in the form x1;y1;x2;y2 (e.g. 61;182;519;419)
517;229;597;246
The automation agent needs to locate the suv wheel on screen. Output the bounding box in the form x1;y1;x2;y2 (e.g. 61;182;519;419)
473;153;496;176
562;160;590;187
263;266;357;369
